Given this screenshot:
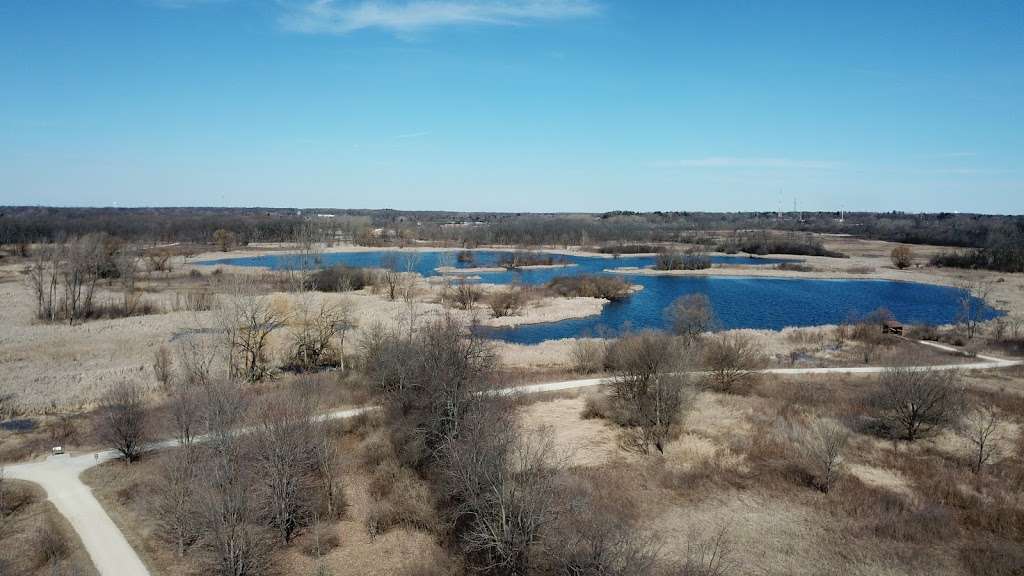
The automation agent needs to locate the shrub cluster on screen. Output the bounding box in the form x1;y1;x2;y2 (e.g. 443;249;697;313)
547;275;632;301
305;264;375;292
718;232;847;258
654;250;711;270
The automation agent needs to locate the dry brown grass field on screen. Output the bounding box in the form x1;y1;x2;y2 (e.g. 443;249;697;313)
80;366;1024;576
0;479;98;575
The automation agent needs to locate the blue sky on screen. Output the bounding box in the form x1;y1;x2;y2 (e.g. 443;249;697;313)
1;0;1021;213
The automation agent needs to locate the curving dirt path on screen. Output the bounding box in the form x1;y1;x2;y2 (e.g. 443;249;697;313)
4;342;1020;576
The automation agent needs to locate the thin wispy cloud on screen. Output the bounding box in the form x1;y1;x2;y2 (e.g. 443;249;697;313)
280;0;600;35
395;130;431;139
654;157;842;170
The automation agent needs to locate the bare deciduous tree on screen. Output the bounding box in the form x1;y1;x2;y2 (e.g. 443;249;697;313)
96;381;149;462
956;279;995;339
175;334;219;388
251;395;320;545
283;222;323;292
60;234;107;325
361;314;496;470
667;293;716;344
959;402;1003;474
170;382;202;447
570;339;608;375
153;345;174;392
114;245;142;314
605;331;693;454
151;447;202;557
26;244;61;321
703;333;766;393
872;367;964;442
378;253;402;301
196;434;272;576
313;429;345;521
217;278;288;382
289;294;353;371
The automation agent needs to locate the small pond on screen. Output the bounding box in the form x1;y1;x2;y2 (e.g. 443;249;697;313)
202;250;1002;345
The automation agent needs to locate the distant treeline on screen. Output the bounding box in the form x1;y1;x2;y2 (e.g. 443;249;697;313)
2;207;1021;271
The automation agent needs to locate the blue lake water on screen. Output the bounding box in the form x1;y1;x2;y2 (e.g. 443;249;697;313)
203;250;1002;345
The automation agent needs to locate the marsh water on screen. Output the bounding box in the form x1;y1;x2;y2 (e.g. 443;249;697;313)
204;250;1002;344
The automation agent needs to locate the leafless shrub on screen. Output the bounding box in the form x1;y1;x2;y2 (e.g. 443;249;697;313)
115;245;142;314
655;249;710;271
48;414;78;447
580;393;613;420
547;274;632;300
667;293;716;344
365;460;437;537
360;314;496;471
301;521;340;558
212;229;237;252
172;289;214;312
306;264;374;292
850;308;893;362
32;516;70;570
605;331;693;454
153;345;174;392
489;285;528;318
451;279;481;310
175;334;219;388
169;382;202;447
871;367;964;442
784;416;849;492
959;402;1004;474
288;295;354;371
891;245;914;269
544;472;660;576
703;333;766;394
145;248;173;273
677;526;735;576
1;471;39;520
96;381;149;462
775;262;814;272
570;339;608;374
443;408;563;575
